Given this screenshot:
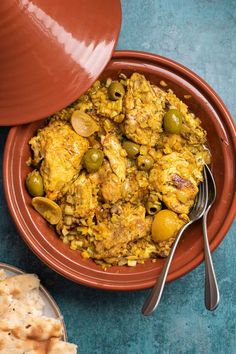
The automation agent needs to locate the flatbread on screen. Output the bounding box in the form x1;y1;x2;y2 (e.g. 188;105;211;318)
0;316;63;341
0;333;77;354
0;289;44;325
0;274;39;298
0;295;11;317
0;270;77;354
0;271;6;281
45;339;77;354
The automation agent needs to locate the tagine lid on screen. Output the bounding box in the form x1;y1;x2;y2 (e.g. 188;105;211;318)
0;0;122;125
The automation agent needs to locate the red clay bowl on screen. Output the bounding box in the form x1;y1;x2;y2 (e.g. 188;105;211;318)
3;51;236;290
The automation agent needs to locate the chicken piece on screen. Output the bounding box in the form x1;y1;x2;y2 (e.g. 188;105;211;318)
102;134;127;181
98;163;149;206
121;169;149;204
87;161;123;204
96;164;148;211
29;120;89;200
121;172;139;202
92;204;149;259
149;151;202;214
123;73;165;146
101;173;122;203
59;173;98;220
91;161;122;204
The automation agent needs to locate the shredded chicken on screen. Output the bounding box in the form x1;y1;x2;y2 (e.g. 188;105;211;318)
102;134;127;181
123;73;165;146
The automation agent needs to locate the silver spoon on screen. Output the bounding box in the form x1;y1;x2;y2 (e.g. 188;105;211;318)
142;172;208;316
203;165;220;311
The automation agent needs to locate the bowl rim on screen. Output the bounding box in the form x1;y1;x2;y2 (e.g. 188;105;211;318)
3;50;236;290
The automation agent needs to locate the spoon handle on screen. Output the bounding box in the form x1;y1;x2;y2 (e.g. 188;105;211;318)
202;212;220;311
142;224;188;316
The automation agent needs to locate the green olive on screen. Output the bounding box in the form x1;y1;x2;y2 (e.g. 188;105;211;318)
146;200;162;215
137;155;154;171
83;149;104;173
108;81;125;101
26;170;44;197
152;210;183;242
123;141;140;158
163;109;183;134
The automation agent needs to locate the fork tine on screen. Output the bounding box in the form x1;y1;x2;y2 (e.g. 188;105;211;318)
197;184;204;215
202;166;208;212
196;180;204;210
197;166;208;217
190;167;208;219
193;183;202;209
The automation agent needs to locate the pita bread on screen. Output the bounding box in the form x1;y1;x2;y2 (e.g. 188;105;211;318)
0;274;39;298
0;271;6;281
0;332;77;354
0;295;11;317
0;289;44;326
45;339;77;354
0;316;63;341
0;270;77;354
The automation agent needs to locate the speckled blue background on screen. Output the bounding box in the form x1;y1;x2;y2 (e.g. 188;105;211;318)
0;1;236;353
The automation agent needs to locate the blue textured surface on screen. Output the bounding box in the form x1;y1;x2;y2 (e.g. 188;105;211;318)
0;1;236;353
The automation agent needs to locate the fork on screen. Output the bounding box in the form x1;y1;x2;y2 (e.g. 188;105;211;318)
142;170;208;316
